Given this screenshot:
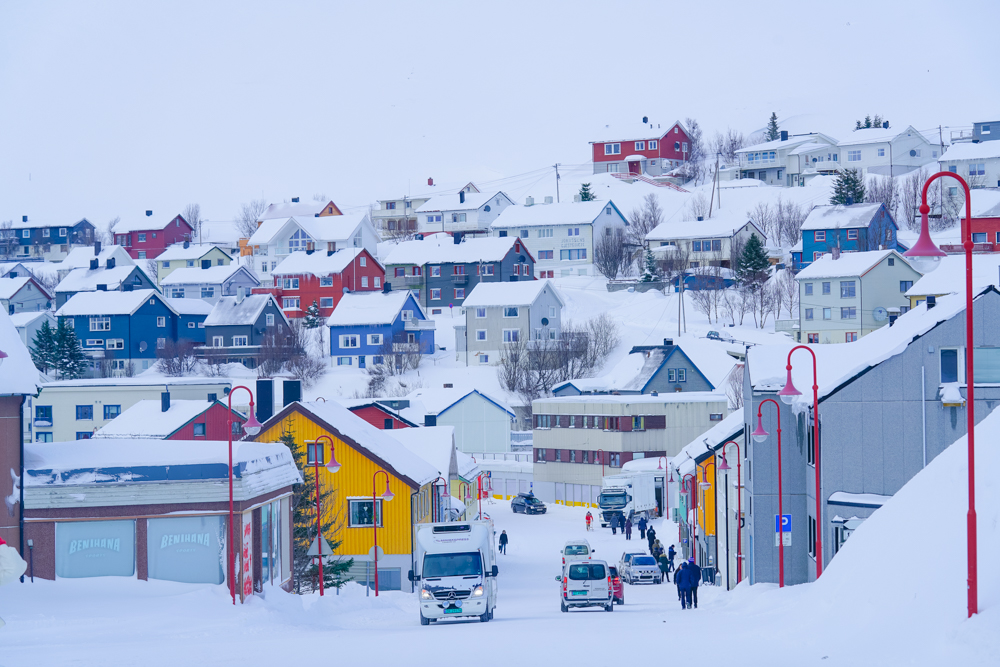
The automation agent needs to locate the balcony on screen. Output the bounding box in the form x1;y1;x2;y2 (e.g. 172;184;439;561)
404;319;437;331
452;274;468;284
404;274;424;284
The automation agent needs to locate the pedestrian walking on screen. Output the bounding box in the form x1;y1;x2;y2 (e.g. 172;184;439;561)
585;511;593;531
637;516;648;540
651;539;663;560
646;526;657;553
624;517;632;540
675;561;690;609
658;551;670;583
610;514;618;535
687;557;702;608
667;545;676;573
498;530;508;555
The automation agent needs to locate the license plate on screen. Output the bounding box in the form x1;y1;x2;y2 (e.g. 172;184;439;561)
444;607;463;614
571;590;587;596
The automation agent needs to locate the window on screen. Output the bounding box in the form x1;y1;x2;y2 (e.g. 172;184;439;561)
504;307;519;317
479;264;495;276
320;276;333;287
368;334;382;346
678;368;686;381
940;348;963;384
282;278;300;289
538;228;553;238
914;149;922;157
475;307;486;318
822;282;831;295
374;277;381;288
805;308;814;320
451;213;467;223
84;339;103;347
106;338;124;350
156;337;166;349
361;276;369;287
877;148;885;157
306;442;327;465
848;150;861;162
822;308;832;320
431;266;441;277
635;141;645;150
845;332;858;342
157;316;166;327
888;257;895;266
212;336;223;347
554;449;561;462
692;241;701;252
813;252;825;262
349;499;384;527
401;310;413;321
137;251;146;259
337;357;352;366
90;316;111;331
427;288;441;301
476;330;487;341
188;322;196;329
75;432;92;440
43;228;50;237
479;354;489;364
808;333;819;344
193;423;206;437
454;288;465;299
138;233;146;243
840;281;856;298
814;231;826;242
969;164;986;176
808;516;817;558
35;432;53;442
649;140;657;149
536;447;546;461
604;143;621;155
282;298;300;309
503;329;520;342
453;265;466;276
847;229;858;240
266;313;275;326
359;256;367;267
76;405;93;420
973;347;1000;382
171;288;185;298
162;261;170;268
187;260;195;267
232;335;248;346
559;249;587;261
805;283;813;296
316;297;333;309
287;229;312;251
373;355;384;365
972;233;987;243
22;230;28;238
395;267;404;277
339;335;360;348
667;368;676;382
567;227;580;236
983;125;992;135
201;286;214;298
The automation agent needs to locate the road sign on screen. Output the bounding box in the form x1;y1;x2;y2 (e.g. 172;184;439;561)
307;537;333;557
775;514;792;546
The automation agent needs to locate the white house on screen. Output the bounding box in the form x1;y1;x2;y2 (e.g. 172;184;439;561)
646;215;766;268
407;388;517;454
155;243;233;284
458;280;565;365
736;132;840;186
489;200;628;278
57;244;135;280
836;125;940;177
939;141;1000;190
257;198;342;221
159;264;259;304
246;212;379;276
414;191;515;236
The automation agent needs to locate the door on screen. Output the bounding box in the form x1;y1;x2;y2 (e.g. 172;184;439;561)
567;563;591;600
628;160;641;175
587;563;608;602
358;356;366;369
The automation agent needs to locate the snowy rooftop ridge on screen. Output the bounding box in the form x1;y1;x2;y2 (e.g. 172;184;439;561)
203;294;278;327
258;199;338;221
111;215;187;233
0;276;34;299
904;253;1000;298
382;234;525;266
59;245;135;271
940;141;1000;162
646;215;761;241
326;290;420;326
490;200;615;228
799;202;886;231
248;212;370;246
271;248;376;278
55;264;150;294
156;243;230;262
415;191;506;213
837;125;925;146
55;289;171;317
92;399;236;439
794;249;909;280
160;263;252;285
462;280;561;308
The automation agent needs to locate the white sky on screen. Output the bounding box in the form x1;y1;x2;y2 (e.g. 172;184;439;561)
2;0;998;229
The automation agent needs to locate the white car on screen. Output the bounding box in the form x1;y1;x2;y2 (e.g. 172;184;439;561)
561;540;595;566
619;552;662;584
557;560;614;612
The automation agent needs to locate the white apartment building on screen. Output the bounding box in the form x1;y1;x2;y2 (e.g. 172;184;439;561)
414;191;514;236
836;125;940;177
939;141;1000;190
246;212;379;276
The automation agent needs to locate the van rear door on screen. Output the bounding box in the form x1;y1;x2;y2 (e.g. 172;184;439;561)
567;563;592;600
587;563;609;602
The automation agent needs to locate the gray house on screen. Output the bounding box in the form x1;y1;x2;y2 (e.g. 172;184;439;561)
54;260;157;308
201;292;290;368
743;287;1000;586
159;263;259;304
457;279;564;366
0;276;53;314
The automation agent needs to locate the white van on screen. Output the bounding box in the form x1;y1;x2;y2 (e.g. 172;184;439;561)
561;540;595;566
556;560;614;612
410;522;498;625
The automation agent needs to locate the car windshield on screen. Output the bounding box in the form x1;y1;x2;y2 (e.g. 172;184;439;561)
423;552;482;578
568;563;607;580
598;492;627;509
564;545;589;556
633;556;657;566
525;497;543;505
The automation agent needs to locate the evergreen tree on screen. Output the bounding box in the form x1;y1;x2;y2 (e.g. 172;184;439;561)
282;420;352;592
641;250;659;282
30;319;58;374
736;234;770;285
54;318;87;379
578;183;596;202
765;112;780;141
830;168;866;205
303;300;322;329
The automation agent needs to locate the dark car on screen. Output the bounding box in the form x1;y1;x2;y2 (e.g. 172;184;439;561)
511;493;547;515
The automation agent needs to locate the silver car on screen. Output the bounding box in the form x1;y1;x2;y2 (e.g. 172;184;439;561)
619;552;662;584
556;560;614;612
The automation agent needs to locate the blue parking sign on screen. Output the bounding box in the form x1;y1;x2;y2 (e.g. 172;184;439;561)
775;514;792;533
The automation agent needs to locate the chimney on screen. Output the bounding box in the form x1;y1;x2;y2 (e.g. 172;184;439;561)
106;258;115;269
236;286;245;304
459;191;465;204
453;233;462;245
697;216;704;222
327;250;335;257
926;295;936;309
21;215;27;223
780;130;788;141
161;392;170;412
883;121;889;129
90;258;99;270
146;210;152;217
663;338;673;346
282;379;301;407
383;281;391;293
256;379;274;423
291;197;300;203
96;284;107;291
94;241;102;256
428;177;434;186
832;247;841;260
306;248;314;255
544;196;553;205
573;194;581;202
651;391;658;396
525;196;534;207
183;240;189;249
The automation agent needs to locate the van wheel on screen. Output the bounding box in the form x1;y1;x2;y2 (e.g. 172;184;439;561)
480;609;491;623
605;602;613;612
617;596;624;605
560;600;568;613
419;613;430;626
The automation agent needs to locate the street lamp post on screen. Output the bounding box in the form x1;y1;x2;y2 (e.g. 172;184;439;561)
227;385;262;605
718;440;742;585
311;435;340;596
657;457;667;519
371;470;395;597
681;473;697;564
777;345;822;580
902;170;977;618
752;398;784;587
432;476;448;523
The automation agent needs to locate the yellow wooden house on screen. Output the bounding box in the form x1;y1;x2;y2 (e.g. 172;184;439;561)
253;400;441;591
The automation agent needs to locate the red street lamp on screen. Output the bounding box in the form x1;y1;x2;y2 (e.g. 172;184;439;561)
682;472;697;564
371;470;394;597
476;474;485;520
778;345;822;580
311;435;340;596
657;456;666;470
753;398;785;588
718;440;743;585
227;385;261;605
902;171;977;618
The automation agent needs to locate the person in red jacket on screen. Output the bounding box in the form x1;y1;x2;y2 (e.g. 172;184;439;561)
585;511;593;531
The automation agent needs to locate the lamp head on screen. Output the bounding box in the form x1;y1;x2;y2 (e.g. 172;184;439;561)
382;482;394;502
903;203;945;274
243;404;262;436
778;366;802;405
751;413;769;443
718;455;731;471
325;448;341;474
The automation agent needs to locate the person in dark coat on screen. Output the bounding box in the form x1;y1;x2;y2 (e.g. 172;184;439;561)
624;517;633;540
651;539;664;560
498;530;508;555
646;526;657;553
657;552;670;583
667;545;676;573
610;514;618;535
687;558;702;608
637;516;648;540
675;561;690;609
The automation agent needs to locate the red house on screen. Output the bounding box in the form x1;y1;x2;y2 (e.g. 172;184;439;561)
254;247;385;318
940;195;1000;253
114;213;194;260
590;119;690;176
93;397;246;440
347;402;419;430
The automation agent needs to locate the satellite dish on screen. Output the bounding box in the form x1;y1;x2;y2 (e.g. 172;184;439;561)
139;341;148;352
541;317;549;326
909;149;917;157
642;116;648;124
873;307;888;322
484;205;491;212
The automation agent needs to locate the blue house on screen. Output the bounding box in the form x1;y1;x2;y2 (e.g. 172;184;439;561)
326;288;436;368
55;289;181;375
165;297;212;345
792;202;906;270
8;216;96;261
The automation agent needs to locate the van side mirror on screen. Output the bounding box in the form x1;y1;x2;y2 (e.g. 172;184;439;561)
554;575;562;582
492;565;498;577
408;570;417;582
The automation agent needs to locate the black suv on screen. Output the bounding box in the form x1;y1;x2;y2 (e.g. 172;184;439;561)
511;493;547;515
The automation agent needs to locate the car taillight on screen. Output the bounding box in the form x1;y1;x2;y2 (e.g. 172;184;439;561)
613;577;620;584
563;577;567;596
608;576;612;594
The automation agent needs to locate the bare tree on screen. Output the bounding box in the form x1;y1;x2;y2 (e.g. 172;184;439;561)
750;281;778;329
286;353;326;388
0;220;15;259
711;128;746;165
99;216;121;246
686;193;710;220
156;340;199;376
725;364;745;411
236;199;268;239
722;283;753;325
497;337;529;394
594;227;632;279
182;203;202;242
678;117;707;184
688;264;727;324
748;202;776;241
628;194;664;247
774;197;806;247
203;348;229;376
864;175;899;222
775;269;800;319
901;168;928;231
312;193;328;202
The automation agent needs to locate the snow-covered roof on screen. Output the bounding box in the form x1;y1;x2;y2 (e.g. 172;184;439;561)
160;263;251;286
800;203;886;231
787;141;834;156
404;387;515;418
490;200;617;228
965;189;1000;218
0;276;33;300
940;141;1000;162
838;126;926;146
415;192;508;213
748;287;999;402
904;253;1000;298
55;289;173;317
204;294;279;327
9;217;91;230
248;212;369;246
271;248;376;278
41;377;230;389
737;133;839;153
281;401;441;487
534;392;727;406
383;234;525;266
59;245;135;271
589;119;686;144
795;249;909;280
156;243;229;262
668;411;745;477
622;154;646;161
8;310;52;328
646;216;762;241
111;215;187;233
165;297;214;315
388;426;461;479
55;264;150;294
93;399;236;439
463;280;562;308
0;309;41;395
259;200;339;221
326;290;419;326
828;491;892;507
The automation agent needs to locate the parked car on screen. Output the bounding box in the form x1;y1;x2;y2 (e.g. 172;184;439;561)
608;565;624;605
511;493;546;515
556;560;613;613
707;330;721;340
561;540;594;566
619;552;662;584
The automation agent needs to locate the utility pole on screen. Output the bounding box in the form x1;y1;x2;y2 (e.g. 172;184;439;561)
554;164;561;203
938;125;945;215
708;153;720;219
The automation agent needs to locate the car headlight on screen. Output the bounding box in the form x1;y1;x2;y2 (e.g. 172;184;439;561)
472;585;484;597
420;589;433;600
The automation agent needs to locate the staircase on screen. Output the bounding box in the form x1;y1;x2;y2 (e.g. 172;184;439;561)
611;172;689;193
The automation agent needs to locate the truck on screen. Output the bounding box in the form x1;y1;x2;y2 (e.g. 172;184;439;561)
597;472;657;527
409;521;498;625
